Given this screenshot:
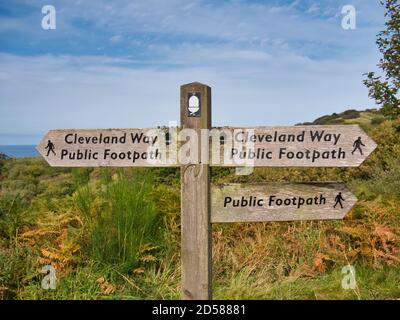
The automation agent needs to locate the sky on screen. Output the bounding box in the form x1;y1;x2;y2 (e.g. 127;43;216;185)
0;0;387;144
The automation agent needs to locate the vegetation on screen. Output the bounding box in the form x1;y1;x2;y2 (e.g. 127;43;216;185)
0;109;399;300
364;0;400;119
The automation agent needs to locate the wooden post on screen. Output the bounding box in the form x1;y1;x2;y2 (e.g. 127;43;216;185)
180;82;212;300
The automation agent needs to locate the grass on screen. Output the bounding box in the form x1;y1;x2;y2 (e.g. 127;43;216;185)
75;170;161;272
0;111;399;300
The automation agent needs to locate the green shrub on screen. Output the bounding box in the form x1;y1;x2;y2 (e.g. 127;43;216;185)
0;242;36;300
153;168;179;185
72;168;92;187
368;160;400;197
371;115;386;126
76;171;160;272
341;109;360;119
313;115;338;125
0;194;28;239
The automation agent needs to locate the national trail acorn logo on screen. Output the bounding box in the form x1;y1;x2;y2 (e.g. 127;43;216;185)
188;92;201;117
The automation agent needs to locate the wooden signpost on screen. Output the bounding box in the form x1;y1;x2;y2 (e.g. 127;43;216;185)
212;182;357;223
212;125;376;167
37;82;377;300
36;128;175;167
180;83;212;300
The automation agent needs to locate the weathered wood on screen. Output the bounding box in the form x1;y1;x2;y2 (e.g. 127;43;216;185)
210;125;377;167
37;125;376;168
212;182;357;223
34;83;370;302
180;82;212;300
36;128;178;167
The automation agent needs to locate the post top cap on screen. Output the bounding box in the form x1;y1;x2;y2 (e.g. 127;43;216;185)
181;82;210;88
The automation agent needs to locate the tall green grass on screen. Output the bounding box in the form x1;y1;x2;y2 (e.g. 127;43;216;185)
1;116;400;300
76;170;160;272
0;194;28;240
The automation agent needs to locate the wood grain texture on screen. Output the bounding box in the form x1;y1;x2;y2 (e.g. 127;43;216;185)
37;125;377;168
180;82;212;300
210;125;377;167
212;182;357;223
36;128;177;167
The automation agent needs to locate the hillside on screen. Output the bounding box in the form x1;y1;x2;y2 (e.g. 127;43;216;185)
0;110;399;300
298;108;385;126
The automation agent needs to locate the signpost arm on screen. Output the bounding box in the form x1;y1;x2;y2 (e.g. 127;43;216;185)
180;82;212;300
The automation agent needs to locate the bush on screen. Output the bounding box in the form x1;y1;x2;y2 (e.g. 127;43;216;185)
76;171;160;272
0;243;36;299
0;194;28;239
369;160;400;197
371;115;386;126
341;109;360;119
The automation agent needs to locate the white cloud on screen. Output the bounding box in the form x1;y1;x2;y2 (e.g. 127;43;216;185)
109;35;123;43
0;0;387;144
306;3;320;15
0;47;379;142
0;0;384;57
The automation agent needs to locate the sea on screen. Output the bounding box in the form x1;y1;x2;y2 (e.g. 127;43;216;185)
0;145;39;158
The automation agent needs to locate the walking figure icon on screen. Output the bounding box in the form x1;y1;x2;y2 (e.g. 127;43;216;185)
45;140;56;156
333;192;345;209
351;137;365;155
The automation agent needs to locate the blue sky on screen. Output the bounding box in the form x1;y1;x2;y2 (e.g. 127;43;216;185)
0;0;387;144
